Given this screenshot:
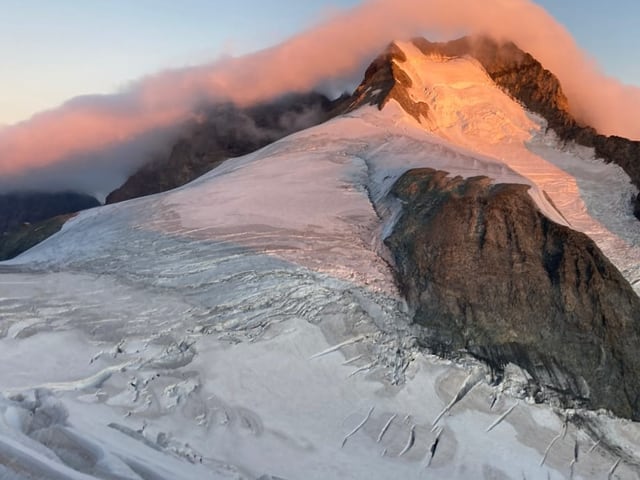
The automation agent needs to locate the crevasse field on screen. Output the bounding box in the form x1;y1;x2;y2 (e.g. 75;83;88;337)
1;44;639;479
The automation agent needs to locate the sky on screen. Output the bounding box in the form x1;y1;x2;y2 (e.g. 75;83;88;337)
1;0;363;125
1;0;639;126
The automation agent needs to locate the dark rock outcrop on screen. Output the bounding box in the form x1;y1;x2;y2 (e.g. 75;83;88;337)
106;92;348;204
386;169;640;420
346;43;430;122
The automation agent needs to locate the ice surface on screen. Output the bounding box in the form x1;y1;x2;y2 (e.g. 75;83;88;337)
1;44;639;479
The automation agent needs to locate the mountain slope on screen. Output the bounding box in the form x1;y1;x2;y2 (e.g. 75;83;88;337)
2;108;639;478
387;169;640;419
106;92;348;204
1;38;640;479
0;192;100;260
354;38;640;285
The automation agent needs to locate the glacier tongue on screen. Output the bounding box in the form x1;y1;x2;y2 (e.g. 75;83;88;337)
1;53;640;478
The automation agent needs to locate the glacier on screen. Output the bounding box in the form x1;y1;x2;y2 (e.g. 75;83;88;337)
1;42;640;479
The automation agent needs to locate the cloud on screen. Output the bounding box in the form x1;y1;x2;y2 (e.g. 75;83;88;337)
1;0;639;197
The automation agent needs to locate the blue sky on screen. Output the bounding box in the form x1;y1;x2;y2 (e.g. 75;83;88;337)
1;0;638;125
538;1;640;85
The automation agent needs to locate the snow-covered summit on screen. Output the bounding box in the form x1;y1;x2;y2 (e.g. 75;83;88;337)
350;35;640;219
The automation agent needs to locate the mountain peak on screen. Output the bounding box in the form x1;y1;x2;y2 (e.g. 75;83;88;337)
349;36;640;218
348;35;574;129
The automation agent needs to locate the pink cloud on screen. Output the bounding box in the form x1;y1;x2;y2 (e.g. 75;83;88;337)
1;0;638;194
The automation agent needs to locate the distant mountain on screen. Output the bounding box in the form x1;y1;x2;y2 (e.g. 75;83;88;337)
0;192;99;259
0;93;351;258
105;92;350;204
0;191;99;235
0;214;72;261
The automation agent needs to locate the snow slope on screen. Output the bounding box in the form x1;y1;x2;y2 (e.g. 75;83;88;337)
1;43;640;479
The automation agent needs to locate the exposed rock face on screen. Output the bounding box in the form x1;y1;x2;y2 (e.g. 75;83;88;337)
589;136;640;218
106;92;347;204
346;43;430;122
0;192;99;235
386;169;640;420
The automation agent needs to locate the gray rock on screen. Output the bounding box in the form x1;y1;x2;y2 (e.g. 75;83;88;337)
385;169;640;420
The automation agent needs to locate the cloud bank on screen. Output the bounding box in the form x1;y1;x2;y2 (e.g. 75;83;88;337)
1;0;639;196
